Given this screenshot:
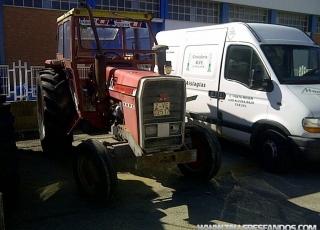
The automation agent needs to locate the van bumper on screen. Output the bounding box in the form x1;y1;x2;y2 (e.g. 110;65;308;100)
288;136;320;160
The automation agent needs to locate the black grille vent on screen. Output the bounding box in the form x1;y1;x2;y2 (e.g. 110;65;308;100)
139;77;186;151
141;79;185;123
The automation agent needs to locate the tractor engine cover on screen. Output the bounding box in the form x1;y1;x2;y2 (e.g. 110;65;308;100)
106;66;186;153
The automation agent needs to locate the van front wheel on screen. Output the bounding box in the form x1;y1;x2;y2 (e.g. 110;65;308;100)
256;130;292;173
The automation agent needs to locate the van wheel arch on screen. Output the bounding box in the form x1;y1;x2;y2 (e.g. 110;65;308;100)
250;120;290;149
251;120;293;172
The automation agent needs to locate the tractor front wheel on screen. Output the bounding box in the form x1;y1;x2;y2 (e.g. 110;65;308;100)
178;124;221;181
72;139;118;204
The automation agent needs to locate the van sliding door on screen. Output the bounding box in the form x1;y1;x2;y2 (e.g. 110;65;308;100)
182;28;227;131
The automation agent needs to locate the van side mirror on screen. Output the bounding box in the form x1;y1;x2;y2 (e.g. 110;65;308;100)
249;70;273;92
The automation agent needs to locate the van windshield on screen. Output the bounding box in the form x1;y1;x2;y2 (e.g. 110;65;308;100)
261;45;320;84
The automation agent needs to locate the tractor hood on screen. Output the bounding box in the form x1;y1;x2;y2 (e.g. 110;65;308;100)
106;67;158;96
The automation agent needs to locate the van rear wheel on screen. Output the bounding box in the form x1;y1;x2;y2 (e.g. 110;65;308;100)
256;130;292;173
178;124;221;181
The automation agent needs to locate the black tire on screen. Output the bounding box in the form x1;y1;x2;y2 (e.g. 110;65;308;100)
0;99;20;213
36;68;76;155
256;129;292;173
72;139;118;204
178;124;221;181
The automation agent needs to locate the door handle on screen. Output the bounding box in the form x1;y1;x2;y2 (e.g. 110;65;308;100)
209;91;226;99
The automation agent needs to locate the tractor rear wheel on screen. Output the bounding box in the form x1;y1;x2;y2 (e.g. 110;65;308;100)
178;124;221;181
72;139;118;204
36;68;76;155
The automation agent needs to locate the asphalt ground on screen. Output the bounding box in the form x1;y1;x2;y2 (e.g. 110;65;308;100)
3;132;320;230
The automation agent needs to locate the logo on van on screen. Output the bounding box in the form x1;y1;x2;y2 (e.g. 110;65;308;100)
186;53;212;72
302;87;320;94
227;27;235;40
186;81;206;88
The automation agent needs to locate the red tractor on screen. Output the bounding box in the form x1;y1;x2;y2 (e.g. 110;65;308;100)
36;2;221;203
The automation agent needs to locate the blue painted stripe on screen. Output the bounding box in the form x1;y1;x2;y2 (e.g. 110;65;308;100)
308;15;316;39
88;0;96;9
268;10;276;24
160;0;167;31
160;0;168;20
220;3;229;23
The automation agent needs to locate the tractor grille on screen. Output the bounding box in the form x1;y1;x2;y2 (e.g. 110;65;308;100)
137;77;186;153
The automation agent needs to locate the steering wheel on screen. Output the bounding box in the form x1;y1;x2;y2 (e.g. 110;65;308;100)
104;52;121;59
303;68;320;76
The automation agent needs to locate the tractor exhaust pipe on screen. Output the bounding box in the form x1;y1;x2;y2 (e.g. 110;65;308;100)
81;2;107;113
152;45;168;75
94;54;107;112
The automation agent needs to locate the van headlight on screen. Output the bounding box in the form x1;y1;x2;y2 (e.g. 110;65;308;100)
302;118;320;133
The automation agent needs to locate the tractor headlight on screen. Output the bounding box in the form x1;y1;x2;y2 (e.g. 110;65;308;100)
302;118;320;133
145;125;157;137
169;123;181;135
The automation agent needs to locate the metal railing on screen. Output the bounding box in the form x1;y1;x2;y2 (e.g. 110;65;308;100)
0;61;93;101
0;61;43;101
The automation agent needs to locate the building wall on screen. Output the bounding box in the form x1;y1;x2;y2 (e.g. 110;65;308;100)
3;6;63;66
314;34;320;45
1;2;320;66
214;0;320;15
164;19;211;31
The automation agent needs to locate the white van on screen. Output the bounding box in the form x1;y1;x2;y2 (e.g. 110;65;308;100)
156;22;320;172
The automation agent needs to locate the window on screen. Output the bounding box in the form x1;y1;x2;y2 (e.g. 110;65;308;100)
24;0;32;7
63;21;71;59
276;11;308;32
262;45;320;84
225;45;268;90
125;27;152;51
15;0;23;6
229;4;268;23
52;1;60;9
4;0;14;5
61;2;69;10
168;0;219;23
43;0;50;8
34;0;42;7
58;24;63;55
96;0;159;18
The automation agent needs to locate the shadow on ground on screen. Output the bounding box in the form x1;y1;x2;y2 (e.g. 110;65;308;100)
4;139;320;229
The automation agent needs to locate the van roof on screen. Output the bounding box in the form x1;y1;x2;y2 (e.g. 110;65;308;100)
247;23;315;45
157;22;316;46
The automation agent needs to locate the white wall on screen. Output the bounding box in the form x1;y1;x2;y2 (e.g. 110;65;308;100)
164;19;212;31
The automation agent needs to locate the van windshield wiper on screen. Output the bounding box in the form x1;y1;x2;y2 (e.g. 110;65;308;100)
302;68;320;77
